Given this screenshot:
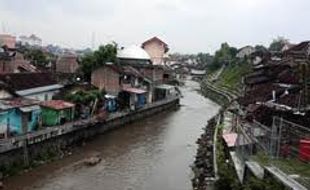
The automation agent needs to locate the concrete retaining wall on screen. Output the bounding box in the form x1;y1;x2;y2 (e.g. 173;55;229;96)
0;98;179;176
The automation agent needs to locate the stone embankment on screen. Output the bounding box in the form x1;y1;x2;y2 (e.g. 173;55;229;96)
192;116;219;190
192;77;235;190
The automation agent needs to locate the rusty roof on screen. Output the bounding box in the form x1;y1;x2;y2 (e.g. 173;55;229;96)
0;98;40;110
40;100;75;110
0;73;58;91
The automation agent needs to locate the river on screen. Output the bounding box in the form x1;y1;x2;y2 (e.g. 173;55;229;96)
5;80;220;190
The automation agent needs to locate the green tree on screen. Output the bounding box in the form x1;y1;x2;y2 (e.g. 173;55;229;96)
254;45;268;53
207;42;238;72
65;90;105;105
196;53;214;69
79;43;117;80
269;36;289;52
24;48;50;67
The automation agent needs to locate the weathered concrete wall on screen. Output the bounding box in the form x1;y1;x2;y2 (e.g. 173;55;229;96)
0;98;179;176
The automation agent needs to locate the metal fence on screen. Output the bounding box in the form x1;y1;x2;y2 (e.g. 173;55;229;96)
235;116;310;188
236;116;310;160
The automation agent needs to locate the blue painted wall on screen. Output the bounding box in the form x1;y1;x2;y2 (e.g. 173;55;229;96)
5;108;41;135
136;94;146;109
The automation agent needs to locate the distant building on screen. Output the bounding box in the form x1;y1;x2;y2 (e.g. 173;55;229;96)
19;34;42;47
281;43;296;52
117;45;164;84
118;45;152;65
236;46;255;59
0;73;63;101
0;34;16;49
0;47;38;73
142;37;169;65
56;54;79;73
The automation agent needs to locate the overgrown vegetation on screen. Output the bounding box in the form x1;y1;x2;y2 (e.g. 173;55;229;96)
268;36;289;52
206;42;238;72
213;60;251;93
215;124;242;190
252;152;310;177
65;89;105;105
215;116;285;190
243;176;284;190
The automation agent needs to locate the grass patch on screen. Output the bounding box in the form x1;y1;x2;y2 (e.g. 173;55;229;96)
214;62;251;92
252;152;310;177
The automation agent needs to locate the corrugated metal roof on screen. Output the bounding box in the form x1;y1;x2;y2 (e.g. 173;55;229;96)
122;87;147;94
16;84;63;96
0;98;40;110
155;84;175;90
19;105;40;112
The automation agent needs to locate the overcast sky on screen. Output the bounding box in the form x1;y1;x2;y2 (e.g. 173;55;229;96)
0;0;310;53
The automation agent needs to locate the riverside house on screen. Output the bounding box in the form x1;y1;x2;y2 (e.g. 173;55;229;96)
0;98;41;138
0;73;63;101
40;100;75;126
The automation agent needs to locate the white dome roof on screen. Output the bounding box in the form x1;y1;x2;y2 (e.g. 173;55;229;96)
117;45;150;60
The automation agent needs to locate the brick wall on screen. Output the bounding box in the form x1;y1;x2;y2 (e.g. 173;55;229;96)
91;66;120;95
56;56;79;73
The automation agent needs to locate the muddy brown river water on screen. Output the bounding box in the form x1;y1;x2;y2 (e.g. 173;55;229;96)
5;80;219;190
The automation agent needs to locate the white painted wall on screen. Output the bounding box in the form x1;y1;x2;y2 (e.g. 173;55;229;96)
23;90;59;101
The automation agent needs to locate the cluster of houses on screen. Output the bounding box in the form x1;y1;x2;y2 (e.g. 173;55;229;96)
91;38;177;111
239;41;310;127
0;36;179;140
236;41;310;162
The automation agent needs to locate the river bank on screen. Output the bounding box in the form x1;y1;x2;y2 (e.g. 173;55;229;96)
3;80;220;190
195;75;308;190
0;96;180;185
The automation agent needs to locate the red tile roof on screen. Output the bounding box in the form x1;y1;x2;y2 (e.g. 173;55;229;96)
40;100;74;110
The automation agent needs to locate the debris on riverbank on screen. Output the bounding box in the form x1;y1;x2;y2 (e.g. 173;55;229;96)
83;155;102;166
191;116;218;190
